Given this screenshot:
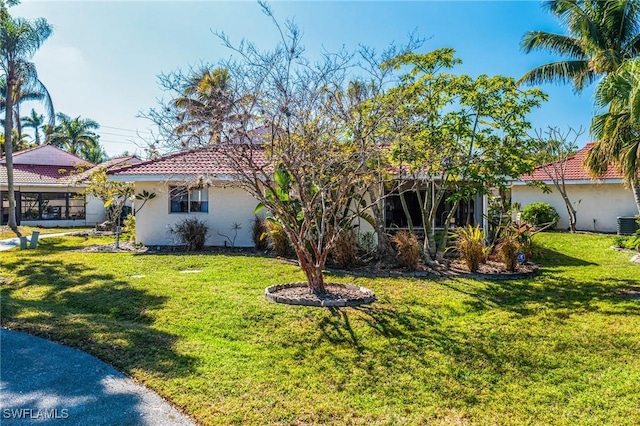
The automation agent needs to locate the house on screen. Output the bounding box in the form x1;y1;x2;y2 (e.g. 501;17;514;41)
108;146;265;247
0;144;140;227
511;143;638;233
108;143;487;247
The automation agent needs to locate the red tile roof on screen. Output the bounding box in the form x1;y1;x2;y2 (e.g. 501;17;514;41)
519;143;624;182
109;145;267;177
1;152;142;186
0;164;80;185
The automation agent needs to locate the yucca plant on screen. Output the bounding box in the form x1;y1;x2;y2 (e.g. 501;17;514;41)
450;225;486;273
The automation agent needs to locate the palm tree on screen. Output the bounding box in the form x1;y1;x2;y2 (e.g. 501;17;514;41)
587;59;640;212
80;138;108;163
174;66;233;146
0;74;53;139
519;0;640;92
0;8;52;232
49;113;100;156
520;0;640;213
21;108;44;144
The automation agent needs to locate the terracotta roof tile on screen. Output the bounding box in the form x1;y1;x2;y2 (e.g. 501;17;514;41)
520;143;624;182
0;164;79;185
110;145;267;177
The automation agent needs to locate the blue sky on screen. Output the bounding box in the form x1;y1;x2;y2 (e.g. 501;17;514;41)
14;1;597;157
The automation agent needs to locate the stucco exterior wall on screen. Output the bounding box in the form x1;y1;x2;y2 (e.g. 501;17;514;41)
133;182;261;247
511;182;637;233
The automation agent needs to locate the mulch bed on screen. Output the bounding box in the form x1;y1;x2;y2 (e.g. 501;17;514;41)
72;241;539;279
265;282;376;307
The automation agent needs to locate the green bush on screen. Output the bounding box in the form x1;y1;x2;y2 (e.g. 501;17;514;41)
450;225;486;273
169;217;209;251
624;230;640;251
357;231;377;255
521;202;560;229
123;213;136;242
391;230;421;271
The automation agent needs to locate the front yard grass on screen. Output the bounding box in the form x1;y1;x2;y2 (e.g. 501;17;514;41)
1;232;639;425
0;225;92;240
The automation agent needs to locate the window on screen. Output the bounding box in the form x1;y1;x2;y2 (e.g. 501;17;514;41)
170;186;208;213
17;192;85;221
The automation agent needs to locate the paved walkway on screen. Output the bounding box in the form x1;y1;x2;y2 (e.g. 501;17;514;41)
0;232;75;252
0;328;195;425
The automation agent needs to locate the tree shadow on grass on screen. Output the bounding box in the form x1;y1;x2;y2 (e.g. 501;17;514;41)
441;275;640;319
535;246;598;267
1;256;197;379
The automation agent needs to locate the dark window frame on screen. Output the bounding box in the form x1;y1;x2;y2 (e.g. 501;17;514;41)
169;186;209;214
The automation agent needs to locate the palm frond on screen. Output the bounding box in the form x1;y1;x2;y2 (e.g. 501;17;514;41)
518;60;593;91
520;31;587;58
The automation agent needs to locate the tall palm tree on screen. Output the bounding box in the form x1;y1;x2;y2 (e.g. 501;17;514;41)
0;8;52;232
49;113;100;156
174;66;232;146
20;108;44;144
1;73;53;139
587;59;640;211
520;0;640;213
519;0;640;92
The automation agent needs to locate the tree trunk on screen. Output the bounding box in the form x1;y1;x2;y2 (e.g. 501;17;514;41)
4;64;20;236
292;241;326;295
367;189;395;260
399;191;414;233
632;181;640;215
436;199;460;261
560;192;577;232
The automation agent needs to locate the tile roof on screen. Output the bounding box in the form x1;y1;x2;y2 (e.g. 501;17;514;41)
0;164;81;185
71;156;142;182
109;145;267;177
519;143;624;182
0;153;142;186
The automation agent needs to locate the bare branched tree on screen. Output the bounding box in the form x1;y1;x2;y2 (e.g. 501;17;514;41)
530;126;584;232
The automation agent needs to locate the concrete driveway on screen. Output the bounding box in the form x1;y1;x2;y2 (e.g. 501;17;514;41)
0;328;194;425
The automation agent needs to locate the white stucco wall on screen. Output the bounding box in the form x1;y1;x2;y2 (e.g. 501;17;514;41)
511;182;637;233
133;182;261;247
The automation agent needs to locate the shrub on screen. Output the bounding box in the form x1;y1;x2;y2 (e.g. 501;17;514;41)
357;231;377;255
496;236;519;272
624;230;640;251
450;225;486;273
521;202;559;229
252;216;269;251
390;230;421;271
265;220;291;257
169;217;209;251
123;213;136;242
331;229;357;268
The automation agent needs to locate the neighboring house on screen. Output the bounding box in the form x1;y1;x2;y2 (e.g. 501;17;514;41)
108;144;487;247
512;143;638;233
0;144;140;227
109;146;263;247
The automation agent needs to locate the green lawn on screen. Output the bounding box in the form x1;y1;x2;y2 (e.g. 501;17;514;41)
1;233;639;425
0;225;92;239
